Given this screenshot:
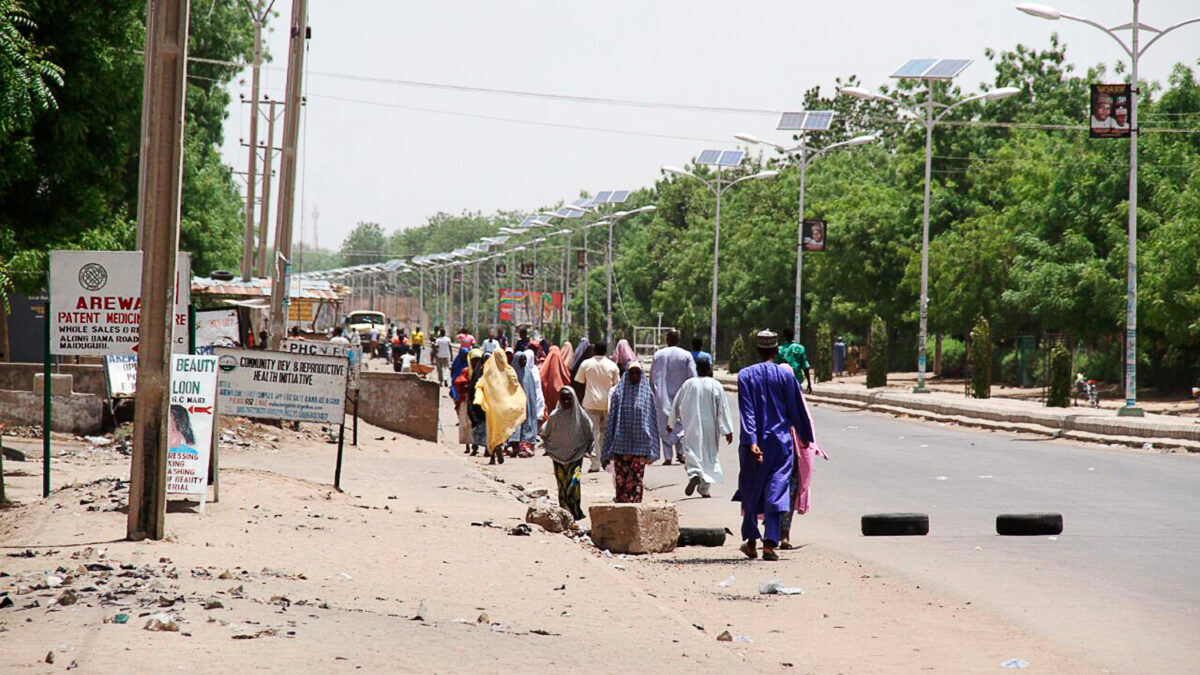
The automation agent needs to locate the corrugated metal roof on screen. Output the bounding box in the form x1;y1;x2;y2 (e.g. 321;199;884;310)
191;276;345;301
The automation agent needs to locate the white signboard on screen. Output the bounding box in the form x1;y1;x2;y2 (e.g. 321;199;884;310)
214;347;347;424
49;250;191;356
104;355;139;398
195;308;240;353
166;355;218;498
283;339;361;391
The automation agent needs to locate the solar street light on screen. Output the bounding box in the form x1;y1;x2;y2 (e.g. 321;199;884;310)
1016;1;1200;415
736;124;876;338
844;62;1021;394
661;156;779;354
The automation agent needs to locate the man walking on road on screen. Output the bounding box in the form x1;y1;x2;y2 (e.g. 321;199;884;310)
411;326;425;363
434;330;453;386
574;341;620;472
669;357;733;498
776;328;814;394
651;329;697;465
735;330;813;561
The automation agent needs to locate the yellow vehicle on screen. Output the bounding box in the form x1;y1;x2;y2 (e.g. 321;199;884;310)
346;310;386;337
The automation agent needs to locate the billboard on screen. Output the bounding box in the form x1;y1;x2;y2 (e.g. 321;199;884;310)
802;219;827;252
284;338;361;391
214;347;348;424
49;250;191;356
498;289;563;324
1090;83;1131;139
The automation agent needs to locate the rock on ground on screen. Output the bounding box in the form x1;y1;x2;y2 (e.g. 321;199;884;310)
525;503;575;533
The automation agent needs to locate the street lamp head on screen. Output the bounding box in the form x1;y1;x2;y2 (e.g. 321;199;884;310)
591;220;611;229
635;205;657;214
733;132;762;144
987;86;1022;101
840;86;896;104
754;170;780;179
662;165;693;178
612;210;629;219
1015;2;1061;20
847;134;878;147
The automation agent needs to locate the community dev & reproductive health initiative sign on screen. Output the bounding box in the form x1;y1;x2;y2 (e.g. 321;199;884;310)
215;348;347;424
49;250;191;356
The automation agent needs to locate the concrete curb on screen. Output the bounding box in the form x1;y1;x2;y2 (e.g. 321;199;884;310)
716;373;1200;453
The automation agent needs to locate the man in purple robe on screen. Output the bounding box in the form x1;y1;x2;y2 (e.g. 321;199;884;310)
734;329;814;561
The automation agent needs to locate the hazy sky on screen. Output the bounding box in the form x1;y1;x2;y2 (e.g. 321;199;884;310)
216;0;1199;253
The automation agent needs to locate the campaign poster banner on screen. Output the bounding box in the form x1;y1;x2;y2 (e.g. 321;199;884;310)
1090;83;1131;139
576;249;587;269
520;262;535;280
495;262;507;277
104;354;138;398
498;289;563;324
166;354;218;497
196;308;240;350
283;338;360;391
214;347;347;424
802;219;827;252
49;250;191;356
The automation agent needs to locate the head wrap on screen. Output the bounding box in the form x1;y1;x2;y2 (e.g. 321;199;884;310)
540;345;571;413
474;349;527;452
448;347;469;401
540;388;593;464
560;341;575;370
613;339;636;368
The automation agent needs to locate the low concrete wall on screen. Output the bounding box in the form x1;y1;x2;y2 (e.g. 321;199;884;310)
351;371;439;442
0;390;103;434
0;363;107;398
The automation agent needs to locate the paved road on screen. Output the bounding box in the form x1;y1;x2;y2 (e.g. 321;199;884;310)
646;395;1200;674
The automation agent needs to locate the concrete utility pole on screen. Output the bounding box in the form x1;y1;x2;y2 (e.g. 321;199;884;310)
128;0;189;542
257;100;281;277
268;0;308;348
240;1;274;281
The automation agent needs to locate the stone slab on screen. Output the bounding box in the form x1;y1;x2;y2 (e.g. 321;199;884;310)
589;502;679;555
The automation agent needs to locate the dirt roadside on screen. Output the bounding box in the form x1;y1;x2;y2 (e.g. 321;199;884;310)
0;395;1104;674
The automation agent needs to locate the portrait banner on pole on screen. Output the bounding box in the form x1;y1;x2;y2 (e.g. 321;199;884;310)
1090;83;1131;139
802;219;827;252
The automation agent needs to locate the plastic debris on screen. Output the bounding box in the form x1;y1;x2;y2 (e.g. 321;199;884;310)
114;613;130;624
733;635;753;643
718;575;736;588
143;613;179;632
1000;659;1029;669
412;601;427;622
759;578;804;595
935;476;949;481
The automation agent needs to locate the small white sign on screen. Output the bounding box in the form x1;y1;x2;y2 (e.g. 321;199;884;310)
195;308;240;352
283;339;361;390
104;355;139;398
214;347;348;424
166;354;218;497
49;250;191;356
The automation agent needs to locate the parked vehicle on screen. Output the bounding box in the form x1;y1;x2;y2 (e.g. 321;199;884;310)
346;311;386;338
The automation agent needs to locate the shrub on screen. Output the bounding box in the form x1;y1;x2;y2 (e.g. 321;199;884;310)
814;324;833;382
936;336;966;378
1047;344;1072;407
969;317;992;399
727;334;747;373
867;315;888;389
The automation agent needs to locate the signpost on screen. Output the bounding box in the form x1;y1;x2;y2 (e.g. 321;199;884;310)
166;355;218;512
214;347;350;489
49;250;191;356
194;308;240;354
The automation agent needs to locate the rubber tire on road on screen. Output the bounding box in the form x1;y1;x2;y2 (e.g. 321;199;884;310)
996;513;1063;536
676;527;726;547
861;513;929;536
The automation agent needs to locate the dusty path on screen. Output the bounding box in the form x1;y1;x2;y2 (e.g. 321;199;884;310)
0;391;1103;674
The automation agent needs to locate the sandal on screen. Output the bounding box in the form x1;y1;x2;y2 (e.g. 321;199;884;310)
778;541;795;550
762;548;779;562
739;541;758;559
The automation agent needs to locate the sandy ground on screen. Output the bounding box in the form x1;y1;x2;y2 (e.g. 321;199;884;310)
0;387;1111;674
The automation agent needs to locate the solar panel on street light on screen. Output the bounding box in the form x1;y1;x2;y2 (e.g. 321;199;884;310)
891;58;971;80
776;110;836;131
716;150;744;167
922;59;972;80
697;149;723;165
610;190;630;204
891;58;939;78
593;190;613;204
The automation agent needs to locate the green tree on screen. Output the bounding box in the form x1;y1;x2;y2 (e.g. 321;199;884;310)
341;222;388;266
814;324;832;383
1046;344;1072;407
867;315;888;389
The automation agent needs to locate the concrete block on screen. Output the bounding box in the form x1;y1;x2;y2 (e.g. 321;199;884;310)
33;373;74;397
351;371;440;442
588;502;679;554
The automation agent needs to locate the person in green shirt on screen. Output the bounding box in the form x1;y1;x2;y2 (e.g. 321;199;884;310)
775;328;813;394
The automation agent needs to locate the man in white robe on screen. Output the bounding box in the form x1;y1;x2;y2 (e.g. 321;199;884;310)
651;329;697;464
668;356;733;497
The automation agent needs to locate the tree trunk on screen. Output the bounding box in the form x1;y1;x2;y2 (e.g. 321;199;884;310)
933;332;942;378
0;299;10;363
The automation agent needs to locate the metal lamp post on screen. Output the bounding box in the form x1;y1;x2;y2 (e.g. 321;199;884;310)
600;205;657;344
662;165;778;356
735;132;876;339
1017;1;1200;412
841;84;1019;393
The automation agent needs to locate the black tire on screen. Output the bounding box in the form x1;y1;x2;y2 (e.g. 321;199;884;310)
209;269;235;281
996;513;1063;536
676;527;726;547
861;513;929;536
